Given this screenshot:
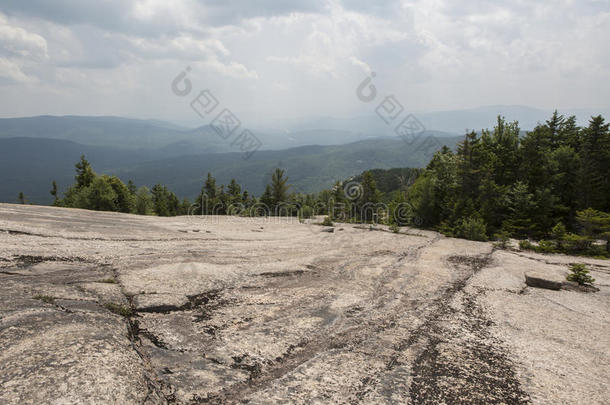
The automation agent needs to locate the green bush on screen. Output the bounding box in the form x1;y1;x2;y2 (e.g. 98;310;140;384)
550;222;567;240
299;205;314;219
566;263;595;285
321;216;334;226
493;230;510;249
562;233;593;254
389;223;400;233
454;216;488;241
536;240;557;253
519;239;534;250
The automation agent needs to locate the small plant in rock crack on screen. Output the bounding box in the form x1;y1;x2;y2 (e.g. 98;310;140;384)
33;294;55;304
566;263;595;285
97;278;117;284
104;302;133;317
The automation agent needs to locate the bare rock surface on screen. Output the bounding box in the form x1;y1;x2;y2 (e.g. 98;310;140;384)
1;204;609;404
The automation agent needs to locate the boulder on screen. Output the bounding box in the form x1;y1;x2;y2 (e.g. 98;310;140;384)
524;271;563;290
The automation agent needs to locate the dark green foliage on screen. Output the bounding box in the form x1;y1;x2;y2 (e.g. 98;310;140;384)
151;184;180;216
74;155;95;189
135;186;154;215
356;171;382;222
56;155;189;217
352;168;422;195
18;192;25;204
518;240;534;250
321;216;334;226
50;180;58;205
389;223;400;233
566;263;595;285
454;216;488;241
299;205;314;219
493;230;510;249
403;113;609;252
271;168;289;214
576;208;610;253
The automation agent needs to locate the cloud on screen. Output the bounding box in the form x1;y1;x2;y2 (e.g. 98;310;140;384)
0;0;608;121
0;57;36;83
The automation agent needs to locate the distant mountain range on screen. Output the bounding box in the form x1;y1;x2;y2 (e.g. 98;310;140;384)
1;105;607;205
282;105;610;135
0;115;408;154
0;135;460;205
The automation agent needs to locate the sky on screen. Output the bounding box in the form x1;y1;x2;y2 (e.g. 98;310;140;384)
1;0;609;126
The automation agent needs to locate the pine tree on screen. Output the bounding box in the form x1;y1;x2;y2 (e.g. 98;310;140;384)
50;180;58;205
204;173;217;200
581;116;610;210
74;155;95;189
135;186;153;215
151;184;170;216
271;168;289;214
18;192;26;204
127;180;137;195
260;184;273;215
227;179;242;207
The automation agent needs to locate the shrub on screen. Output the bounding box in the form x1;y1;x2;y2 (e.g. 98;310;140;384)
566;263;595;285
389;223;400;233
536;240;557;253
321;216;334;226
562;233;593;254
519;240;534;250
550;222;567;240
493;230;510;249
454;216;487;241
299;205;314;219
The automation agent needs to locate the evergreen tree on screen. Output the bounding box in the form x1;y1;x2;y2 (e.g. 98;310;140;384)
151;184;170;216
18;192;26;204
105;176;135;213
576;208;610;253
74;155;95;189
581;115;610;210
127;180;137;195
135;186;153;215
271;168;289;213
357;171;381;222
50;180;58;205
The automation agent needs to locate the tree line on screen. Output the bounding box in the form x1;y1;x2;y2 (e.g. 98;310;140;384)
403;112;609;254
27;110;608;255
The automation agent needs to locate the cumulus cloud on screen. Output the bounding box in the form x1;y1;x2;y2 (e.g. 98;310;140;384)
0;57;36;83
0;0;608;121
0;19;48;60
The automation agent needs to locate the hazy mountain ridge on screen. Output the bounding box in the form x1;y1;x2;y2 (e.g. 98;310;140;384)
0;135;461;204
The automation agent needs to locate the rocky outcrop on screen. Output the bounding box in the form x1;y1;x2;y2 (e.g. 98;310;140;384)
524;271;564;290
1;204;609;404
